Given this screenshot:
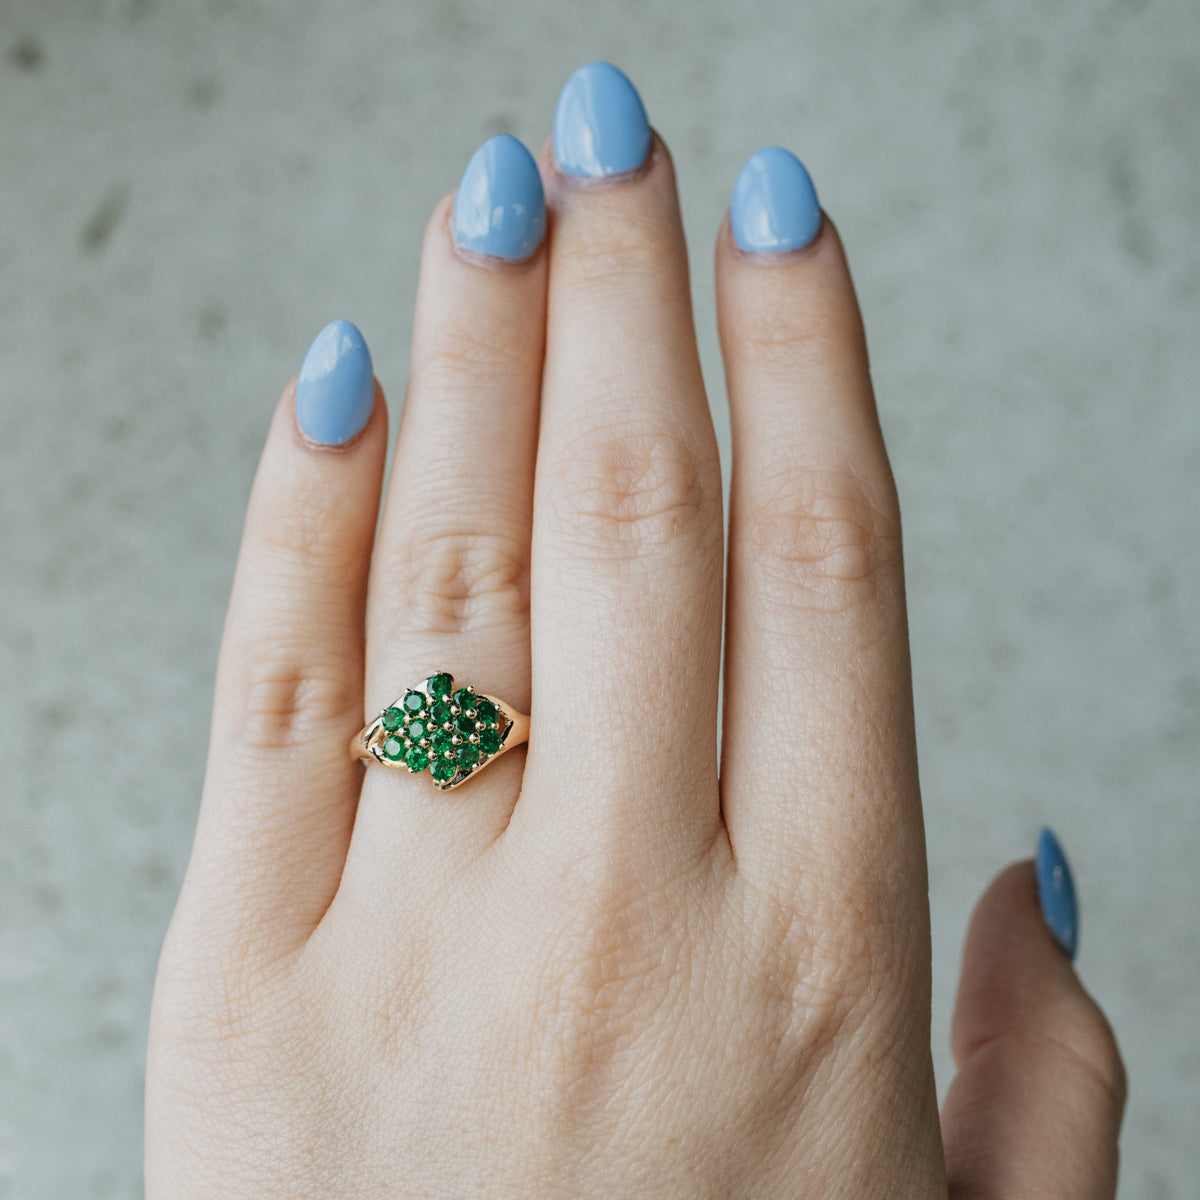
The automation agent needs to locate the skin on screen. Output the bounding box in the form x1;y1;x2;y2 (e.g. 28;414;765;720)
144;132;1127;1198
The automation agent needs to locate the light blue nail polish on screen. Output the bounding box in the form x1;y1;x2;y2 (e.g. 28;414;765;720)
1036;827;1079;959
731;146;822;253
553;61;651;177
451;134;546;261
294;320;375;446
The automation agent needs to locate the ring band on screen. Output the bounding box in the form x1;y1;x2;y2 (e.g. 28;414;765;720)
351;671;529;791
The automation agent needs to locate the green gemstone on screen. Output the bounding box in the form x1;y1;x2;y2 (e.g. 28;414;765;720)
431;757;457;783
402;690;426;716
454;712;477;737
455;742;480;769
382;707;404;732
405;745;430;773
431;729;454;756
475;698;498;727
427;672;453;702
407;718;428;742
431;701;453;727
382;735;405;760
452;687;477;713
479;727;501;755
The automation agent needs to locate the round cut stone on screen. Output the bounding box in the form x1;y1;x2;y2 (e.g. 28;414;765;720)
479;727;501;755
431;701;453;728
454;712;477;737
402;690;426;716
427;672;453;702
455;742;480;769
382;707;404;732
407;718;428;742
475;699;498;727
431;729;454;757
405;745;430;773
431;757;457;783
381;735;405;760
452;687;477;713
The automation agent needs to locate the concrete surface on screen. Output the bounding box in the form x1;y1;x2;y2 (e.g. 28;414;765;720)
2;0;1198;1195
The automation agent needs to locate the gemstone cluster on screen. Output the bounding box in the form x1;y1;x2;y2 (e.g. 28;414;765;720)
374;672;506;787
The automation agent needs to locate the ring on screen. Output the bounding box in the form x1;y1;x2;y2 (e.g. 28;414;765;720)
351;671;530;791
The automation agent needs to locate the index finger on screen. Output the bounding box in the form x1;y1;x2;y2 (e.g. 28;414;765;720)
716;150;925;931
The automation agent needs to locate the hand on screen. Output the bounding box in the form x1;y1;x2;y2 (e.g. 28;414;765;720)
146;62;1124;1198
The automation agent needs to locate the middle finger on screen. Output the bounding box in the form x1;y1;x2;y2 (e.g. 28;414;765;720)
512;64;725;873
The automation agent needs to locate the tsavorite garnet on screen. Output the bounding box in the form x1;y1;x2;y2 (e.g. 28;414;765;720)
431;729;454;756
454;712;477;737
455;742;480;769
382;735;405;760
431;757;456;783
427;672;453;702
431;701;452;727
405;745;430;773
479;727;501;755
407;718;428;742
475;699;498;727
452;687;477;712
382;707;404;732
402;690;426;716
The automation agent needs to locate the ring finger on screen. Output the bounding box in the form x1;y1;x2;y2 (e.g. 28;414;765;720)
340;134;548;903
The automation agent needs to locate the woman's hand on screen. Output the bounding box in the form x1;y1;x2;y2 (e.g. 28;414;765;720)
145;62;1124;1198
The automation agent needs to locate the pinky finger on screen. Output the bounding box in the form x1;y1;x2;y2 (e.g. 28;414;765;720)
174;321;387;955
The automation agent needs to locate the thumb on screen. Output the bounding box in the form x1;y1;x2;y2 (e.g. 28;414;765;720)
941;829;1127;1200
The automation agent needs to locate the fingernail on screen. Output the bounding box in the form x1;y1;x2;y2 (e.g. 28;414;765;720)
553;60;651;178
1036;827;1079;960
294;320;375;446
451;133;546;261
731;146;822;253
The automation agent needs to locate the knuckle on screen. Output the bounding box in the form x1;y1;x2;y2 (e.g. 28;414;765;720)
557;211;673;287
416;315;528;394
738;863;928;1086
740;307;851;371
387;526;528;635
744;466;901;616
741;874;897;1059
236;646;360;751
804;877;900;1009
552;421;719;564
526;859;674;1110
256;495;359;579
1049;992;1128;1110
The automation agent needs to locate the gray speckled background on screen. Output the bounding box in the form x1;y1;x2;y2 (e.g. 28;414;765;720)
2;0;1197;1195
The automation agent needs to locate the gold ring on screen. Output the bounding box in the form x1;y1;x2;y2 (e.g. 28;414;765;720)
351;671;529;791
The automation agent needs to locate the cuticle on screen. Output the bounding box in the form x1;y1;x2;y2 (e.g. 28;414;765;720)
293;395;378;453
450;235;545;273
551;130;661;192
731;209;828;264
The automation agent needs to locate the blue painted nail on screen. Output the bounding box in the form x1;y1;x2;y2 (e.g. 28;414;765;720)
1036;827;1079;959
452;134;546;261
553;61;651;178
731;146;822;253
294;320;375;446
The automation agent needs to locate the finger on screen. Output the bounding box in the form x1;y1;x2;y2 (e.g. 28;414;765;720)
344;135;547;896
942;833;1126;1200
512;63;725;867
715;149;921;911
183;322;386;949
